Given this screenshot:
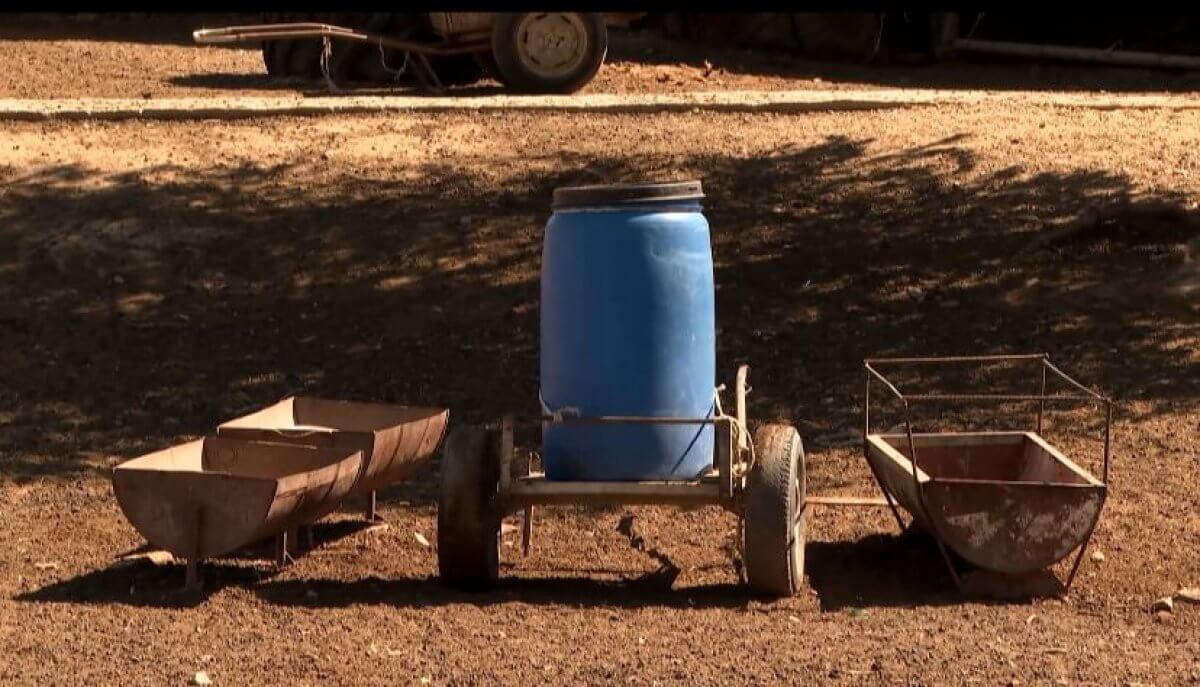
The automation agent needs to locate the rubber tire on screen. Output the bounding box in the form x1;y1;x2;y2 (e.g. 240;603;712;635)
490;13;608;93
743;424;807;597
261;12;335;79
260;13;413;83
437;426;501;592
260;13;482;87
261;13;307;77
324;12;401;84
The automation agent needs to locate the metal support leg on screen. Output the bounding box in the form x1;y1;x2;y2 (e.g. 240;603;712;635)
864;369;908;533
185;559;200;592
184;504;203;592
863;454;909;534
366;490;381;522
520;448;533;556
522;506;534;557
933;538;964;590
411;52;444;93
1063;524;1100;593
275;530;296;567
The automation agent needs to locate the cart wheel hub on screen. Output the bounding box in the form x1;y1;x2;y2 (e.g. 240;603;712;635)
515;13;588;78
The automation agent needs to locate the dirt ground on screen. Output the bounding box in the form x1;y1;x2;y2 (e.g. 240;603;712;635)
2;22;1200;687
4;16;1200;99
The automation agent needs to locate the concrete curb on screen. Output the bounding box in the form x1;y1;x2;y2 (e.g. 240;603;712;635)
1;89;1198;122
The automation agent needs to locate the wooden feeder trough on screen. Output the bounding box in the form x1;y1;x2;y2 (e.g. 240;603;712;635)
862;354;1113;591
112;436;363;590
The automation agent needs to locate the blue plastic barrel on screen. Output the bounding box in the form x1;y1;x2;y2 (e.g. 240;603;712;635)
540;181;716;481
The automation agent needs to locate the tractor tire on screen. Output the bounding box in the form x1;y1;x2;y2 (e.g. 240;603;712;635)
490;12;607;93
261;12;341;80
437;426;502;592
743;424;807;597
260;13;424;84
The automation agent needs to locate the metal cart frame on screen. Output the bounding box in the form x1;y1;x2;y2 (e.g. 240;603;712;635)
439;364;810;597
863;353;1113;591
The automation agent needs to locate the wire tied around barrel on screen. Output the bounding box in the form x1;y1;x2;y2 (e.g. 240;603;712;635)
538;393;581;423
713;385;756;475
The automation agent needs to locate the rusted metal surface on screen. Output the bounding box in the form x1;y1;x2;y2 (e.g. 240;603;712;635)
112;436;363;562
217;396;449;497
806;495;891;507
866;432;1105;573
926;479;1103;574
862;354;1113;590
428;12;492;42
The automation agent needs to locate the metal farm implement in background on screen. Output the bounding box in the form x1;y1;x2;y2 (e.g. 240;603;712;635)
193;13;617;94
862;354;1113;591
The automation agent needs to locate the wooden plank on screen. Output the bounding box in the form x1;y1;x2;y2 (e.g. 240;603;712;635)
806;495;891;507
499;415;513;491
735;365;749;451
715;419;733;500
505;479;721;507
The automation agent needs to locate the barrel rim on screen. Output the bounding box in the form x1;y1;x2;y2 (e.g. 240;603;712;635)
552;180;704;209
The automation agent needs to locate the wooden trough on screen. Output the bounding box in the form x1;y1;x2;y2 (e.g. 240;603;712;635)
113;436;363;589
217;396;450;520
863;355;1112;591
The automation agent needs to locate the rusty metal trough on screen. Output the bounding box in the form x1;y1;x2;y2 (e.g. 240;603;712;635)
113;397;449;589
113;436;363;589
217;396;449;520
862;354;1112;591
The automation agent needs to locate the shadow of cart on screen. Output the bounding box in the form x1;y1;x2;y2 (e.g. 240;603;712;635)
805;529;1066;612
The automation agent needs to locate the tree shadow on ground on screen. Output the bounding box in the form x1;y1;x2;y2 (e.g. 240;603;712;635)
16;560;269;609
0;133;1196;493
253;574;752;611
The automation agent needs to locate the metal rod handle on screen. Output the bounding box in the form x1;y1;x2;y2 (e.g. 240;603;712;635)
540;415;719;425
1041;359;1110;401
902;393;1100;402
866;354;1048;364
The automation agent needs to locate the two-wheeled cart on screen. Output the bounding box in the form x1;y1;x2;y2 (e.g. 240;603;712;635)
193;13;611;94
436;365;809;597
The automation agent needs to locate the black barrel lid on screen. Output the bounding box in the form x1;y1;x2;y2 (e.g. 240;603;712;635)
552;180;704;209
